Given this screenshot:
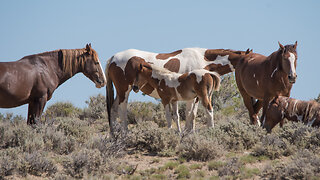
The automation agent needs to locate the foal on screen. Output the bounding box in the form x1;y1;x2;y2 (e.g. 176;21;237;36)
263;96;320;133
131;61;221;132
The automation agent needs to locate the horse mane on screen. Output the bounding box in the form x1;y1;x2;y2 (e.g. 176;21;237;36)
61;49;87;76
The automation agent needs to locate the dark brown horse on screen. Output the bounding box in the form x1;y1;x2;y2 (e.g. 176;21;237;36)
264;96;320;133
235;41;298;126
0;44;106;125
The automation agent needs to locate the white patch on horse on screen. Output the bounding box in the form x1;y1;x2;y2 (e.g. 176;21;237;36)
150;65;181;88
253;73;256;78
288;52;296;75
308;118;316;126
98;58;106;81
271;67;278;78
214;55;234;71
188;69;211;83
256;80;259;86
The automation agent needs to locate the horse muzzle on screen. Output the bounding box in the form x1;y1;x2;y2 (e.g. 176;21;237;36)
95;79;106;88
288;75;297;84
132;85;139;93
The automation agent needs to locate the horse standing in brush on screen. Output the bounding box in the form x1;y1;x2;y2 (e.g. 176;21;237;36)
235;41;298;126
0;44;106;125
106;48;252;134
130;61;220;132
263;96;320;133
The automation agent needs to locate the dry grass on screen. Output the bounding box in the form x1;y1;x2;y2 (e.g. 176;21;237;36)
1;92;320;179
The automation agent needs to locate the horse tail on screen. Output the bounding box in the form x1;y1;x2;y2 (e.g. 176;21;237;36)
209;72;221;91
106;56;114;130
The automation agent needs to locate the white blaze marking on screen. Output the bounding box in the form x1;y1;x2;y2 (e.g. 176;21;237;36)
98;58;107;82
271;68;278;78
288;52;296;75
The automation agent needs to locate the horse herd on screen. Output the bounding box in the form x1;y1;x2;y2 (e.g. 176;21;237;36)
1;42;319;134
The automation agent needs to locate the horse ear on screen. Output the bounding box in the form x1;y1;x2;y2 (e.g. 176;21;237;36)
293;41;298;49
278;41;285;51
245;48;252;54
85;43;92;54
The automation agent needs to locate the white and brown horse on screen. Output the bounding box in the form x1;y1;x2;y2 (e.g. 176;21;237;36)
264;96;320;133
106;48;251;134
0;44;106;124
235;42;298;126
131;61;220;132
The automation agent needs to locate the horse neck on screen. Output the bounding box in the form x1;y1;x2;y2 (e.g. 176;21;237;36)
58;49;86;85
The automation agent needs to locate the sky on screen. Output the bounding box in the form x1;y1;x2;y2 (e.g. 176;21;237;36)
0;0;319;117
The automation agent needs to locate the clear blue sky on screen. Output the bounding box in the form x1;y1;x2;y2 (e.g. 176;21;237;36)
0;0;319;117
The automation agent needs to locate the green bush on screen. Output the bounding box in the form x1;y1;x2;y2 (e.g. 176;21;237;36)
82;94;106;120
45;102;81;118
127;121;179;155
179;133;224;161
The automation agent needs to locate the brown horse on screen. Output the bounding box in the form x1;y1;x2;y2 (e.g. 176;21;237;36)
0;44;106;125
264;96;320;133
131;61;221;132
106;48;252;134
235;41;298;126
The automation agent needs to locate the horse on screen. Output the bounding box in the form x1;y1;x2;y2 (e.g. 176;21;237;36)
0;44;106;125
106;48;252;134
130;61;221;132
263;96;320;133
234;41;298;126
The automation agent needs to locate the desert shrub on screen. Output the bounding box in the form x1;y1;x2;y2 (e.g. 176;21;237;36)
198;116;264;151
252;133;295;160
179;133;224;161
63;148;102;178
262;149;320;179
218;158;243;177
85;134;126;159
43;126;77;155
56;117;91;143
45;102;81;118
82;94;106;120
127;121;179;155
128;102;166;127
0;148;19;178
0;120;32;149
20;151;57;177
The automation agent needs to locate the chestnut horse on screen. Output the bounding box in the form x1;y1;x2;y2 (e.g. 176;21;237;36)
264;96;320;133
131;62;221;132
235;41;298;126
106;48;251;134
0;44;106;125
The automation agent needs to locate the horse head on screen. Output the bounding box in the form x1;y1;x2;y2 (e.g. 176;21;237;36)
278;41;298;84
132;62;152;93
82;44;106;88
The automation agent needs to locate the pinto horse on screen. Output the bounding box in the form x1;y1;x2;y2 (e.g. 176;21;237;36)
106;48;251;134
0;44;106;125
235;41;298;126
264;96;320;133
131;61;221;132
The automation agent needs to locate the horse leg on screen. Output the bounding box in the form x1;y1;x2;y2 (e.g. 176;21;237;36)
27;96;47;125
109;96;120;135
171;101;181;133
185;98;199;132
27;102;35;125
202;95;214;128
239;90;259;125
118;89;131;132
164;103;173;129
261;97;272;127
